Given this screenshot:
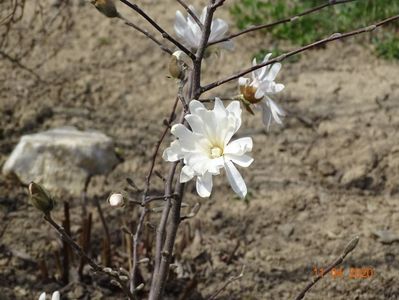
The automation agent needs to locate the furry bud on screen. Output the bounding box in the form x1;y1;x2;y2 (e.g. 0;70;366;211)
29;182;55;214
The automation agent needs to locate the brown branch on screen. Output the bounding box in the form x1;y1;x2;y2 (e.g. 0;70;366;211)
119;0;195;60
208;0;357;46
43;213;135;299
176;0;203;31
123;19;173;55
294;236;360;300
202;14;399;93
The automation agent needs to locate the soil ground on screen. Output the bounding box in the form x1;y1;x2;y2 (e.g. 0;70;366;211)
1;1;398;299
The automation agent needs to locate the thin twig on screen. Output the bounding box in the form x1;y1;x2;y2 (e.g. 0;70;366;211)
119;0;195;60
143;96;179;198
294;236;360;300
176;0;203;30
43;213;135;299
130;206;148;294
0;50;44;82
123;19;173;55
208;0;357;46
207;266;245;300
202;14;399;93
95;197;112;266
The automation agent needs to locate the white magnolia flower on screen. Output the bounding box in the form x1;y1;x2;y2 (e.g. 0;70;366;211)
174;6;233;51
163;98;253;198
39;291;60;300
238;53;285;128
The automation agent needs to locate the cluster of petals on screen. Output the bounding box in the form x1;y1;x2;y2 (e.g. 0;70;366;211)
174;6;233;51
163;98;253;198
39;291;60;300
238;53;285;128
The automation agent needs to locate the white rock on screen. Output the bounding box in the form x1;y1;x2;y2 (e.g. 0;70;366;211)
2;127;119;196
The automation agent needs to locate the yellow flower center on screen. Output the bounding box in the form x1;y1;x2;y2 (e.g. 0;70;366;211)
240;85;262;104
210;146;223;158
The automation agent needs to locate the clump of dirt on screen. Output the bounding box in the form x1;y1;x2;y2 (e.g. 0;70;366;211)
1;1;399;299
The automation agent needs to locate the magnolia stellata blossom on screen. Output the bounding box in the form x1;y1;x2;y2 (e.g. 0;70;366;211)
238;53;285;128
174;6;233;51
163;98;253;198
39;291;60;300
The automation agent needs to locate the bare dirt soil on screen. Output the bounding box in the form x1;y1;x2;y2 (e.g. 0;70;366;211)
1;1;399;299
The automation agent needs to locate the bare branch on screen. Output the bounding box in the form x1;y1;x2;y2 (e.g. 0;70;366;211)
176;0;203;31
294;236;360;300
202;14;399;93
119;0;195;60
208;0;357;46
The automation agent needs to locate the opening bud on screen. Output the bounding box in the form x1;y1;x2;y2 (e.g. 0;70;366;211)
108;193;125;207
91;0;120;18
168;51;187;79
29;182;55;215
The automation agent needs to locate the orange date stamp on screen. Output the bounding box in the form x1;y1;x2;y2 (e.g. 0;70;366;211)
313;266;375;279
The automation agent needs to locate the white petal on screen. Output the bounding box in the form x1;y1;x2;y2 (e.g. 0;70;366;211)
196;172;213;197
224;154;253;167
267;96;285;120
174;11;187;38
185;114;204;134
171;124;201;150
180;165;195;183
51;292;60;300
261;101;273;129
265;63;282;81
213;97;227;119
254;88;265;99
207;157;224;174
226;101;242;120
224;159;247;198
39;293;46;300
210;18;228;41
238;77;249;87
224;137;253;155
189;100;205;115
162;140;183;162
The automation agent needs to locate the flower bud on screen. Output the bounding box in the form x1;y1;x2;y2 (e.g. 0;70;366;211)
108;193;125;207
168;51;186;79
29;182;54;214
91;0;120;18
